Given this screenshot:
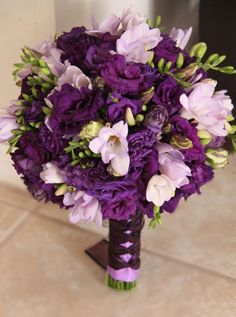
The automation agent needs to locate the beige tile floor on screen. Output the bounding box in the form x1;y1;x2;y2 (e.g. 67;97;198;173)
0;156;236;317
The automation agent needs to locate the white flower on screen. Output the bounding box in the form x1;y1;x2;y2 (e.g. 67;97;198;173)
157;143;191;188
116;22;162;63
0;113;19;143
63;191;102;226
40;162;64;184
89;121;130;176
121;6;146;30
57;65;92;90
146;174;175;207
180;79;233;136
169;27;192;49
88;14;121;36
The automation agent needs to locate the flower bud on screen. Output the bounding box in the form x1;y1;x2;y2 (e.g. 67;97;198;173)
206;148;228;169
140;86;154;103
170;135;193;149
55;184;68;196
79;121;103;140
197;129;212;145
125;107;136;126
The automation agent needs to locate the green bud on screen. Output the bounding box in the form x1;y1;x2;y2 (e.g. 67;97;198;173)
178;63;198;79
41;82;53;90
146;18;153;28
38;59;47;68
147;51;154;66
170;135;193;149
79;152;85;158
190;42;207;60
42;106;51;116
15;109;22;116
40;68;51;76
155;15;161;27
227;114;235;122
206;148;228;169
55;184;68;196
125;107;136;126
85;149;92;157
79;121;104;139
157;58;165;72
107;165;122;177
71;160;80;167
135;114;144;122
142;105;147;112
140;86;154;103
164;61;172;72
176;53;184;69
197;130;212;145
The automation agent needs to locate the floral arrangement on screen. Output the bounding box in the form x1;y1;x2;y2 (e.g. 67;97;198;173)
1;7;236;290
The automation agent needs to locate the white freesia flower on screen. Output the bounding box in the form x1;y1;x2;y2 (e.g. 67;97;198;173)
146;174;175;207
63;191;102;226
170;27;192;49
121;6;146;30
89;121;130;176
40;162;64;184
57;65;92;90
157;143;191;188
116;22;162;63
0;112;19;143
180;79;233;136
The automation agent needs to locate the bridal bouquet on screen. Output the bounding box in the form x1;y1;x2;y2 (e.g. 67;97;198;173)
1;7;235;290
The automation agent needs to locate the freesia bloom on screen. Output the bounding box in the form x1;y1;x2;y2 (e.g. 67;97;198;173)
89;121;130;176
38;39;66;77
0;113;19;142
116;22;162;63
169;27;192;49
180;79;233;136
157;143;191;188
57;65;92;90
40;162;64;184
121;6;146;30
88;14;121;36
146;174;175;207
63;191;102;226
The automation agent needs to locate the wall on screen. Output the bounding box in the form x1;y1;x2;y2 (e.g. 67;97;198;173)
0;0;55;187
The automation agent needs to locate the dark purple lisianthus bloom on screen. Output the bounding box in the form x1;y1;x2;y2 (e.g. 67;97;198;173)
101;194;138;221
152;74;185;116
18;131;50;164
143;104;168;134
48;84;104;136
170;115;205;162
181;163;214;198
162;191;182;213
22;100;45;123
106;92;142;123
11;148;42;177
84;44;114;75
39;125;68;156
102;55;156;95
128;129;157;173
154;34;193;66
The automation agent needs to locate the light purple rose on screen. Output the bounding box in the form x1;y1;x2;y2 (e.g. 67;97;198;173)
116;22;162;63
89;121;130;176
157;143;191;188
180;79;233;136
57;65;92;90
169;27;192;49
63;191;102;226
146;174;175;207
40;162;64;184
0;113;19;142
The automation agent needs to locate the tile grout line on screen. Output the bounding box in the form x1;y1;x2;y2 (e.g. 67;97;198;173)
0;211;30;248
143;248;236;282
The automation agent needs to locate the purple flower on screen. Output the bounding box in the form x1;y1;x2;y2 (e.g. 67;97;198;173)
152;74;185;116
22;100;45;124
102;55;155;95
169;27;192;50
38;125;67;156
48;84;104;136
207;135;225;148
154;34;193;66
106;93;142;123
19;131;50;164
143;105;168;135
84;44;114;74
170;115;205;162
0;113;19;142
